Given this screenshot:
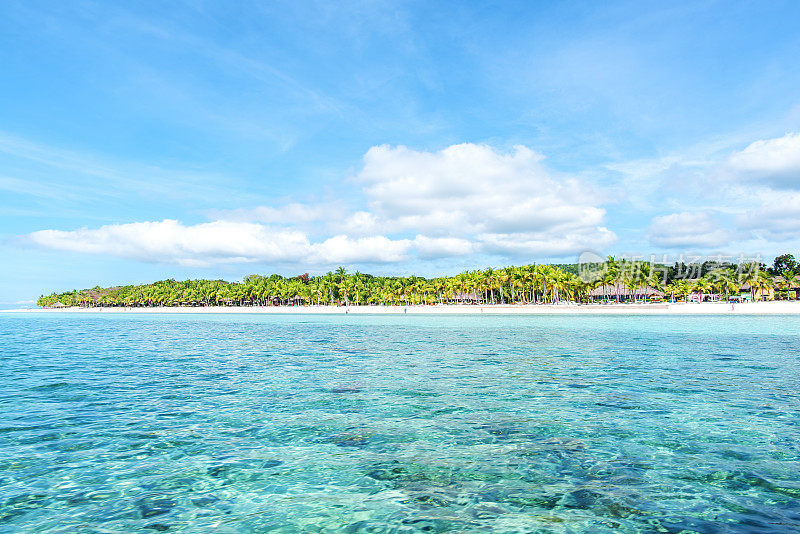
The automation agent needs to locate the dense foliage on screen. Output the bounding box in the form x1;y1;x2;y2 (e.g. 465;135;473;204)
37;255;800;308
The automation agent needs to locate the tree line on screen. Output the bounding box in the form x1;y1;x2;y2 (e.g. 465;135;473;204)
36;254;800;308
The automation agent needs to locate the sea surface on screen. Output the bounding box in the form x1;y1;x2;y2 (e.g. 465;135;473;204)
1;313;800;533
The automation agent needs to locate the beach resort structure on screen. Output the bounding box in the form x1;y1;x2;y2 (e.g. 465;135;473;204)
586;284;665;302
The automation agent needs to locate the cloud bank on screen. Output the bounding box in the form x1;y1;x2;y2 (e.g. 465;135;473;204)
636;131;800;252
27;220;414;267
25;143;616;267
726;132;800;189
25;132;800;268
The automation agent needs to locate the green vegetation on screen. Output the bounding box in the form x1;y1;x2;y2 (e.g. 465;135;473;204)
37;254;800;308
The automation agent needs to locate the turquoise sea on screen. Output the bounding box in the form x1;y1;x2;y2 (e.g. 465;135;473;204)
1;313;800;533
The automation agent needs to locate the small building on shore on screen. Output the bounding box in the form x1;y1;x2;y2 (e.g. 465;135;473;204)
773;276;800;300
687;291;720;303
449;292;480;304
587;284;665;302
739;284;774;302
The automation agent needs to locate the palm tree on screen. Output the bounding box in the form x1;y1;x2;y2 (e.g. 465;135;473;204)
498;268;513;304
624;275;638;303
693;277;713;302
352;271;365;305
47;255;797;309
751;270;774;302
710;268;738;301
739;264;760;302
600;268;617;303
665;279;692;302
782;272;800;300
322;272;336;304
482;268;496;304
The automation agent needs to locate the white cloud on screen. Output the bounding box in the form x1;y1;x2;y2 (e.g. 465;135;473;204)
647;212;733;248
354;143;615;253
207;203;338;224
310;235;411;263
727;132;800;189
738;191;800;242
333;210;387;236
26;220;411;267
24;143;617;266
412;235;475;259
27;220;308;267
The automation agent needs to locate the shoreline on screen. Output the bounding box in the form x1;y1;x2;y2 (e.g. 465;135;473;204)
3;301;800;315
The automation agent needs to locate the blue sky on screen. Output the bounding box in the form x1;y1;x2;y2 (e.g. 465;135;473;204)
2;0;800;306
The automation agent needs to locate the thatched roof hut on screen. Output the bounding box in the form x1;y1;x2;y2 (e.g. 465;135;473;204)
450;292;480;303
587;284;664;298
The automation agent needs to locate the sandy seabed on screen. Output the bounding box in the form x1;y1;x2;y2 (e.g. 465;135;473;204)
5;301;800;315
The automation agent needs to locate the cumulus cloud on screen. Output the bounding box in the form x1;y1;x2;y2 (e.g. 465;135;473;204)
353;143;615;252
26;220;411;267
25;143;616;266
310;235;410;264
412;235;475;259
647;212;733;248
726;132;800;189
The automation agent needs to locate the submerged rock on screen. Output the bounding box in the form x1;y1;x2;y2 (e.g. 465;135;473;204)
504;493;563;510
330;382;365;393
207;459;283;478
322;431;372;448
190;495;220;507
144;524;171;532
476;424;519;440
137;498;176;519
402;491;454;508
466;502;508;520
365;461;456;487
399;516;475;531
367;464;408;481
331;387;363;393
684;470;800;497
560;488;602;509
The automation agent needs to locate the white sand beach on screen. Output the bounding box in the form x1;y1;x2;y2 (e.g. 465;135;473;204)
6;301;800;315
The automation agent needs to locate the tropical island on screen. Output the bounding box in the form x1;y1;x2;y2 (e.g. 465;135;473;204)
36;254;799;309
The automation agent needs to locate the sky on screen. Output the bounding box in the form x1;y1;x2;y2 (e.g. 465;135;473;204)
2;0;800;307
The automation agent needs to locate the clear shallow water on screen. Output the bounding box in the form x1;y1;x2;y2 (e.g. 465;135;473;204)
1;313;799;533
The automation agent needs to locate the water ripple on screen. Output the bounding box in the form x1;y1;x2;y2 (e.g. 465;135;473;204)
1;313;799;532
